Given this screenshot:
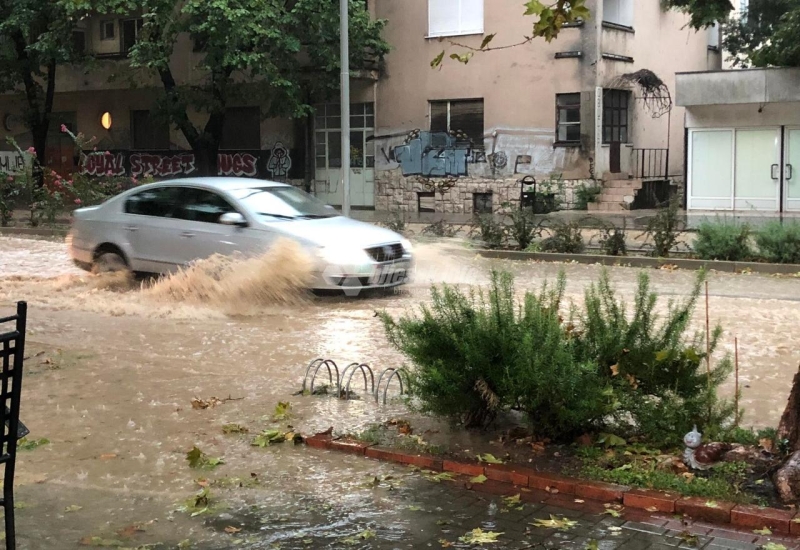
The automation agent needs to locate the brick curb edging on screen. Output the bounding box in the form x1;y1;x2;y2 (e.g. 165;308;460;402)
305;433;800;537
477;249;800;275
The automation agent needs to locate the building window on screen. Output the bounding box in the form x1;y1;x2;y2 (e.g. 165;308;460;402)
131;110;170;150
430;99;484;148
603;0;633;27
101;20;116;41
417;191;435;213
221;107;261;150
315;103;375;170
556;93;581;143
121;18;144;54
72;30;87;53
473;192;492;214
603;90;630;143
428;0;484;38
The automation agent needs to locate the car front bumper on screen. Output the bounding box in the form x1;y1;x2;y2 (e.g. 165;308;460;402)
313;257;413;292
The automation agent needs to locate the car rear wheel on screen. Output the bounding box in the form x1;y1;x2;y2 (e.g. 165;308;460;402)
93;251;129;274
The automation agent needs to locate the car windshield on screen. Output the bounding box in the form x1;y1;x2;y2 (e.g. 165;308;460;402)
229;186;338;220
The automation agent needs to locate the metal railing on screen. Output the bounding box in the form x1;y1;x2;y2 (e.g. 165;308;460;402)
632;148;669;180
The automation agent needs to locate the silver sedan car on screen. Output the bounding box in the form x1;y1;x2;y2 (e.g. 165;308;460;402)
68;177;413;291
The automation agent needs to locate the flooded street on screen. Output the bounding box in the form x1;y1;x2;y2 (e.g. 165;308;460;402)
2;235;800;548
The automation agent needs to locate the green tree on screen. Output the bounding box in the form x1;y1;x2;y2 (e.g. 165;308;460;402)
0;0;117;171
125;0;388;175
724;0;800;67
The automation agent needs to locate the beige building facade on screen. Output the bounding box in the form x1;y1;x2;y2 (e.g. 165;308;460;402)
0;1;721;214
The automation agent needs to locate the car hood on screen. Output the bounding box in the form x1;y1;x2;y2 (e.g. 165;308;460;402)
262;216;404;248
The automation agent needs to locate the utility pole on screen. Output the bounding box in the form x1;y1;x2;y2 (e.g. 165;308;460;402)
340;0;351;216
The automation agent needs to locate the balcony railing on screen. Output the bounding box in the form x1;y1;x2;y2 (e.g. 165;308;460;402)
632;148;669;180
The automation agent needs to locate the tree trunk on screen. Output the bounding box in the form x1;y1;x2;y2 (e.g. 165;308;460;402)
775;450;800;503
193;143;219;176
778;364;800;452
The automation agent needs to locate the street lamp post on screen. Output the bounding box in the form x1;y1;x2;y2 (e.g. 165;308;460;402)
340;0;351;216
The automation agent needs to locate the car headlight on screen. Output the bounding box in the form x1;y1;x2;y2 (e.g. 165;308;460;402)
319;245;372;266
400;238;413;253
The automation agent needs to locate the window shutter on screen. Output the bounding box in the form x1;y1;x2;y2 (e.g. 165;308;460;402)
449;100;484;147
429;0;458;37
430;102;448;133
459;0;484;35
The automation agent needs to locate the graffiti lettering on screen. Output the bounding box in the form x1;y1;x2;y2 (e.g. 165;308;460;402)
392;131;469;178
82;152;125;176
218;153;257;177
0;152;25;175
130;153;196;177
266;142;291;180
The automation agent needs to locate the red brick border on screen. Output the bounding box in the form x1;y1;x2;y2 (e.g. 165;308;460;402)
306;436;800;535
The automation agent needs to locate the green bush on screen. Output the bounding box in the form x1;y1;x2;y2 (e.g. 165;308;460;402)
473;214;505;249
574;183;602;210
506;207;541;251
692;220;753;261
754;221;800;264
644;202;683;257
380;271;610;434
381;269;735;445
598;222;627;256
541;221;584;253
576;270;733;446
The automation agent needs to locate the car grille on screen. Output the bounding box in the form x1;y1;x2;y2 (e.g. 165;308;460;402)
366;243;404;262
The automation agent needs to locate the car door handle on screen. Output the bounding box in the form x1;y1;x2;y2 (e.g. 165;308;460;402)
125;225;138;232
181;231;195;238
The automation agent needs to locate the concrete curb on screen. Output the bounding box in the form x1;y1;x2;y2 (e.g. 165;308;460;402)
477;250;800;275
0;226;68;237
304;432;800;536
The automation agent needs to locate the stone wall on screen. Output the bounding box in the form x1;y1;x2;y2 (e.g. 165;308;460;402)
375;168;595;214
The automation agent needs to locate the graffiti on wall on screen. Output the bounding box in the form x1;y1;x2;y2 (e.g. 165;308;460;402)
392;131;471;178
266;142;291;180
82;152;126;176
218;153;258;177
80;146;300;180
130;153;197;177
0;152;25;174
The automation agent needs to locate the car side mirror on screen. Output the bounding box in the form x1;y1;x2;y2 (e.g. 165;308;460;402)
219;212;248;227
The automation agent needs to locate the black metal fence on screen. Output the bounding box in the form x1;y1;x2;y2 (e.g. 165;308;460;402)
632;148;669;180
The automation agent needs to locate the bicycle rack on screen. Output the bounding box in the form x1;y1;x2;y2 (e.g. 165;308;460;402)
302;358;340;395
374;367;407;404
341;363;375;400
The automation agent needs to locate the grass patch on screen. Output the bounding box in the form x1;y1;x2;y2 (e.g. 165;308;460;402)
579;451;759;504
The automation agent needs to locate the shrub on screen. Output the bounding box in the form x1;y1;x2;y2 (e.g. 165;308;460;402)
379;271;610;434
0;173;20;226
574;183;602;210
383;213;406;234
754;221;800;264
576;270;734;446
692;220;753;261
421;220;458;238
473;214;505;249
381;269;735;445
541;221;584;253
644;202;683;257
598;221;627;256
506;207;541;250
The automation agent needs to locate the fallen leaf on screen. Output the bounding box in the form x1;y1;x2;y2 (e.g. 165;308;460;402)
224;526;242;534
272;401;292;421
531;515;578;530
705;501;719;508
222;424;249;434
99;453;117;460
476;453;504;464
610;364;620;376
679;531;698;546
645;506;658;512
545;486;559;494
341;529;376;545
759;438;775;453
574;499;585;503
458;528;503;544
407;505;422;511
503;494;522;509
64;505;82;513
753;527;772;535
186;446;224;469
608;526;622;534
761;544;787;550
585;540;599;550
470;474;488;484
251;430;286;447
603;508;622;518
439;539;453;548
18;437;49;451
426;472;455;483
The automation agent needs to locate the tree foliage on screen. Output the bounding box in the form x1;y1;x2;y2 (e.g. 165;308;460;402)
0;0;122;168
124;0;388;173
724;0;800;67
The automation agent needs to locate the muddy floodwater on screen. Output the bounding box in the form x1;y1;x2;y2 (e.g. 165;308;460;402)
1;235;800;548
